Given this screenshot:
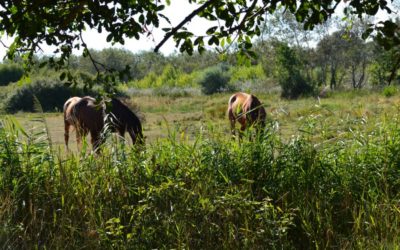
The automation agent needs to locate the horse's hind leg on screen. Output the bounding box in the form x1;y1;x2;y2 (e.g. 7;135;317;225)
228;109;236;138
75;128;85;152
239;121;247;142
230;119;236;138
64;121;71;151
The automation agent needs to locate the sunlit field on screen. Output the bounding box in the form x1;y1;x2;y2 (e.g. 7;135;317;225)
2;90;400;248
10;90;400;149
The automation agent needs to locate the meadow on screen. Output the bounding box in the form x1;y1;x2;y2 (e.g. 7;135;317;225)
1;90;400;249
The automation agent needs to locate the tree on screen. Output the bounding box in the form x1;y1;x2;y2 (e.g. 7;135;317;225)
261;7;316;48
345;34;372;89
275;42;314;99
316;31;349;89
370;42;400;85
0;0;398;90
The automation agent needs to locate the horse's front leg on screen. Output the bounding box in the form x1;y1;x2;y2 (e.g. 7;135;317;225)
90;130;103;154
75;128;88;152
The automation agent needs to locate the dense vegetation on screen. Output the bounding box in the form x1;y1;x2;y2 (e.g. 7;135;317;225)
0;5;400;249
1;20;400;113
1;90;400;248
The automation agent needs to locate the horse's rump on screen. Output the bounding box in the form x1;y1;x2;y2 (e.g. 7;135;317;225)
228;92;266;136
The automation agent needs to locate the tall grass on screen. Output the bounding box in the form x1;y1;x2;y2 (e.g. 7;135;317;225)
1;110;400;248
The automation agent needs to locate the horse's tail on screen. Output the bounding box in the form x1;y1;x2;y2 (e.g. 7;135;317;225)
227;94;238;118
228;94;237;106
63;97;80;149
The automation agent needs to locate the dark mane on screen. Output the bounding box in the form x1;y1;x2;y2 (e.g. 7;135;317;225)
110;98;143;133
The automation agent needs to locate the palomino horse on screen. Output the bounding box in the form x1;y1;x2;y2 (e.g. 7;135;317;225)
63;96;143;151
227;92;266;138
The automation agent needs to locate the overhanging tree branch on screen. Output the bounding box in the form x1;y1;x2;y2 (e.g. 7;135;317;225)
154;0;218;53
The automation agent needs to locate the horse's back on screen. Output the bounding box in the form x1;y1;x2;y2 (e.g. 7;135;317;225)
228;92;252;117
228;92;266;129
73;96;104;131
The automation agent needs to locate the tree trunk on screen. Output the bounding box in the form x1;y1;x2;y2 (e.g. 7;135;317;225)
330;64;336;89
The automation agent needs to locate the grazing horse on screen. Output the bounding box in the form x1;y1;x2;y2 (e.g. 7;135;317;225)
227;92;266;138
63;96;143;152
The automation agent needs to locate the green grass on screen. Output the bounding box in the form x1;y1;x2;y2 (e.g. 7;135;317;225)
1;90;400;248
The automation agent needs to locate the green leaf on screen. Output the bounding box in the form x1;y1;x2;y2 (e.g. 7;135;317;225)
139;14;145;24
106;34;113;42
208;36;219;46
362;28;373;40
382;21;397;37
206;26;218;35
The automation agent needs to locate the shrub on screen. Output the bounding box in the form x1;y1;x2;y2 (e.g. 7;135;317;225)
4;77;96;113
130;72;158;88
198;65;232;95
0;63;24;86
128;65;200;90
152;87;201;97
275;43;315;99
382;85;397;97
229;64;266;85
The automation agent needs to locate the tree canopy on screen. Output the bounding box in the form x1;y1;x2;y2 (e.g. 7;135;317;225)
0;0;398;88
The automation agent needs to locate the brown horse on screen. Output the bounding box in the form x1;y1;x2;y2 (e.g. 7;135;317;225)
63;96;143;151
227;92;266;138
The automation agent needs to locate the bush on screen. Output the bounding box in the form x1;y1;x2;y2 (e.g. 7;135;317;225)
229;64;266;85
279;72;314;99
128;64;200;90
275;43;315;99
382;85;397;97
198;65;232;95
4;77;96;113
0;63;24;86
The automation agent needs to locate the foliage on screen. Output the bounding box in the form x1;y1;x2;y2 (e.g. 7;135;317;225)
3;77;96;113
382;85;397;97
275;43;314;99
369;45;400;86
2;103;400;248
229;64;266;85
198;64;232;95
0;63;24;86
128;64;200;89
0;0;398;92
